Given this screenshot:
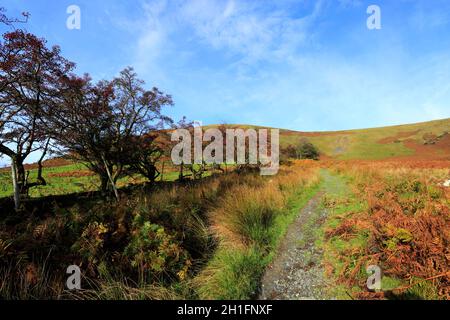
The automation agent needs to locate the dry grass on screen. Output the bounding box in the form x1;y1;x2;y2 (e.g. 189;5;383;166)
323;160;450;299
194;161;321;299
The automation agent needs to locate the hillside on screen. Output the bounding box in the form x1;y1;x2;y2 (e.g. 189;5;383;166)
280;118;450;160
0;118;448;198
210;118;450;160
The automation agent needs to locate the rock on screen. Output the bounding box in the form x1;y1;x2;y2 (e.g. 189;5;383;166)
443;180;450;187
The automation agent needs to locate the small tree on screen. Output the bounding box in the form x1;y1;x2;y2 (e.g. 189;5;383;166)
281;140;320;161
48;68;174;197
107;67;174;190
280;144;297;164
126;133;171;183
297;141;320;160
0;30;74;208
46;74;116;194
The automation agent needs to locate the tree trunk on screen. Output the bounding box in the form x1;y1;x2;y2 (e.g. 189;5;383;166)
100;174;109;193
24;159;47;192
146;164;159;183
179;163;184;181
102;155;119;200
16;159;26;195
11;159;20;211
26;138;49;190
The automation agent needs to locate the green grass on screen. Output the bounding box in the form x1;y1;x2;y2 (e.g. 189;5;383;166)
0;162;208;198
195;177;322;299
195;246;267;300
207;118;449;159
400;277;441;300
280;118;450;159
2;118;448;198
0;163;96;197
315;170;370;299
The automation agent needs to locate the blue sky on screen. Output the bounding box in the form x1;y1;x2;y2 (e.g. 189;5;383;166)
1;0;450;134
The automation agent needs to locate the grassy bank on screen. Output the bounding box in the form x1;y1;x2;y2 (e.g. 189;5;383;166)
0;172;240;299
2;159;446;300
0;162;321;299
194;162;321;299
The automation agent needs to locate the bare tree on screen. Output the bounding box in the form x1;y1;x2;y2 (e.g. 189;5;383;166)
0;7;29;27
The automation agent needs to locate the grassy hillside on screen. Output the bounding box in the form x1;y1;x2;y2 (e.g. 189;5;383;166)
280;118;450;160
1;118;448;198
0;127;448;300
210;118;450;160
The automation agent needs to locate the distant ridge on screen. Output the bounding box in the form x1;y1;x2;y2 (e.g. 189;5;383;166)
207;118;450;160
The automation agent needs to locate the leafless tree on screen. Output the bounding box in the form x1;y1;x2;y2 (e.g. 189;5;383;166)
0;7;29;27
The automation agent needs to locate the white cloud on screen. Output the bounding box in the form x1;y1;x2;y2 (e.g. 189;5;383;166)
129;0;324;73
178;0;323;62
223;0;235;18
115;0;450;131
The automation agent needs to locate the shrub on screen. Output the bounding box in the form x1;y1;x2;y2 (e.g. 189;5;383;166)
281;141;320;160
72;222;109;271
297;142;320;160
124;221;191;281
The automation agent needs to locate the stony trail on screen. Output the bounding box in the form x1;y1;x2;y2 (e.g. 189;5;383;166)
258;171;345;300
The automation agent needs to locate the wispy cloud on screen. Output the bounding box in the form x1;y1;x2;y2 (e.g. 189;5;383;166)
2;0;450;165
103;0;450;130
131;0;324;73
177;0;321;61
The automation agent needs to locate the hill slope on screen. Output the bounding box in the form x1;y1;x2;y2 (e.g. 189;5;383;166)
283;118;450;160
210;118;450;160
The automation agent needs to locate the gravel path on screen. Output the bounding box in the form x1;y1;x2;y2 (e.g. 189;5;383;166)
259;190;329;300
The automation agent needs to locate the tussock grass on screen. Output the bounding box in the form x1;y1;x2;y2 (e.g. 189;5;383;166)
211;186;284;247
65;266;184;300
194;247;266;300
0;256;65;299
0;165;320;300
194;162;321;299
